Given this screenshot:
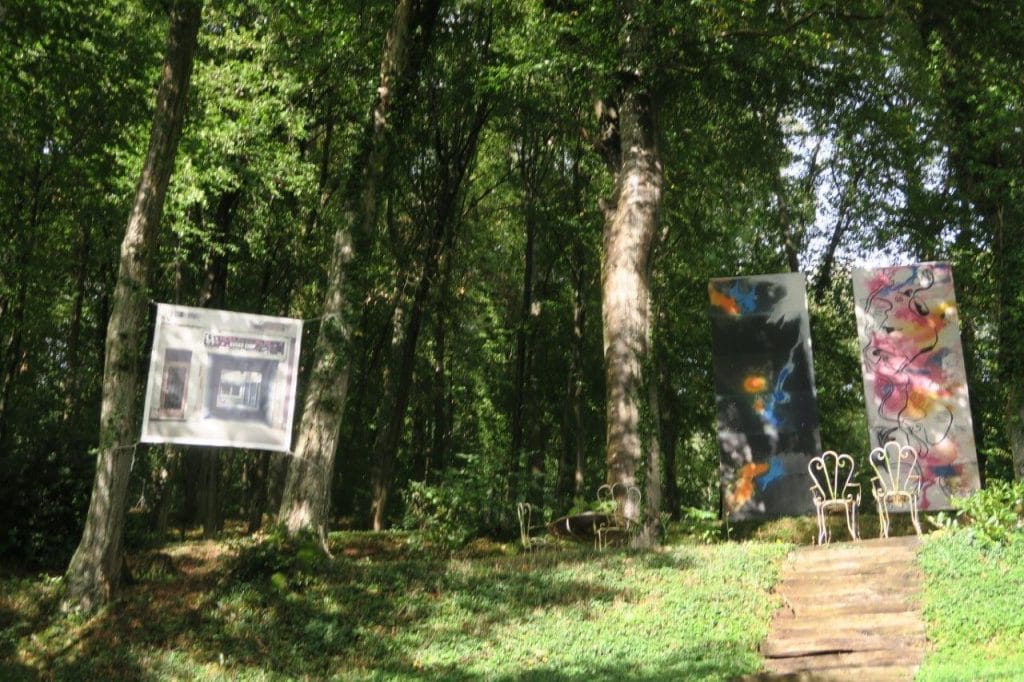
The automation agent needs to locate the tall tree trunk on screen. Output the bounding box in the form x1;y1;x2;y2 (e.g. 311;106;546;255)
64;0;201;611
637;362;663;548
64;223;91;423
278;0;439;543
245;455;269;534
660;392;680;518
366;92;489;529
570;158;588;499
430;263;451;480
197;190;236;539
509;192;536;493
600;80;661;527
369;267;432;530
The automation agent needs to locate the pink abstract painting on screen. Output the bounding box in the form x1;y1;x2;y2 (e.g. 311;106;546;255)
852;262;981;510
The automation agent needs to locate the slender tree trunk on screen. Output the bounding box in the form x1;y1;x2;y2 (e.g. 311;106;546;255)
509;192;536;491
278;0;438;543
366;90;489;529
430;307;450;477
661;393;679;518
369;270;431;530
64;0;201;611
64;223;91;422
637;363;663;547
570;166;588;499
245;455;269;533
601;81;661;526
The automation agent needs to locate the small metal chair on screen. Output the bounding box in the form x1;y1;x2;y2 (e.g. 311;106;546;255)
869;440;923;538
808;450;861;545
594;483;642;549
516;502;546;551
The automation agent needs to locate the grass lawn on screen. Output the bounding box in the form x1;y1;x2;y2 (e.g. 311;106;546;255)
917;531;1024;681
6;520;1022;681
1;533;790;681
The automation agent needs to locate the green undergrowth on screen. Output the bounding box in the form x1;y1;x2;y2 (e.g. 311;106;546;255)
917;531;1024;681
1;532;790;681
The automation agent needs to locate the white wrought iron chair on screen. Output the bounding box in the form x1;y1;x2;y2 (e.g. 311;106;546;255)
869;440;923;538
594;483;642;549
808;450;861;545
516;502;546;551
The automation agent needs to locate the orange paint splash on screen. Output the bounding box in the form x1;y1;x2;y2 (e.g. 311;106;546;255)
744;375;767;393
710;287;740;315
730;461;770;508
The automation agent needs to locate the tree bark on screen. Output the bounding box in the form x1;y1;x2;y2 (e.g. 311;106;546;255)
278;0;439;541
509;183;536;492
601;81;661;527
64;0;202;611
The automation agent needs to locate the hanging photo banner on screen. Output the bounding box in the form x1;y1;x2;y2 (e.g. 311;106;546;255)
708;273;821;521
141;304;303;452
852;262;981;510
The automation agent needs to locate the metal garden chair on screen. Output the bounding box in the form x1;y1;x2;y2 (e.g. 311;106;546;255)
868;440;923;538
808;450;861;545
594;483;642;549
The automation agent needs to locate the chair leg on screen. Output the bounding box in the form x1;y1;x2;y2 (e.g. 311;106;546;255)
845;503;858;541
909;497;923;536
815;507;826;546
878;502;890;539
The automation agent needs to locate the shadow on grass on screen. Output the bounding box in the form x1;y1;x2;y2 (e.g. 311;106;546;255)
3;533;771;680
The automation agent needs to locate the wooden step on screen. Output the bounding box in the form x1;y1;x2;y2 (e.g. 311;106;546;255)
743;665;918;681
774;581;918;605
788;546;919;567
763;648;923;675
760;632;926;658
752;664;919;681
781;558;921;579
768;616;925;640
770;609;922;631
776;569;922;593
776;596;921;620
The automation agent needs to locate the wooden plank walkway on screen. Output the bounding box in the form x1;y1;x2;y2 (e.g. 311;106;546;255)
748;534;926;681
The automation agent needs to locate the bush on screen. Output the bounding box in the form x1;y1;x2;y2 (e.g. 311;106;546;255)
938;479;1024;548
402;454;506;551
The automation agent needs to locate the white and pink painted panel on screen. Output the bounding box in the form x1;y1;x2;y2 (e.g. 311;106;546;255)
852;262;981;510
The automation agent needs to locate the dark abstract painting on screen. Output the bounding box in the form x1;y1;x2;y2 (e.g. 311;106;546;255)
709;273;821;520
852;262;981;510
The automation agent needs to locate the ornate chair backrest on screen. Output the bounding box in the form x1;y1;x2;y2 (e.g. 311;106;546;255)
516;502;533;548
597;482;642;526
869;440;921;497
808;451;857;501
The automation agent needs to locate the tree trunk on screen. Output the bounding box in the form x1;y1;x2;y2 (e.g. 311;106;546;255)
366;87;489;529
636;363;663;548
63;0;201;611
660;393;680;518
64;223;91;422
369;272;430;530
277;0;438;543
601;81;661;527
430;302;449;479
509;191;536;492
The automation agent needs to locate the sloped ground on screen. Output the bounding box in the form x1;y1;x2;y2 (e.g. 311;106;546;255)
755;535;924;681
